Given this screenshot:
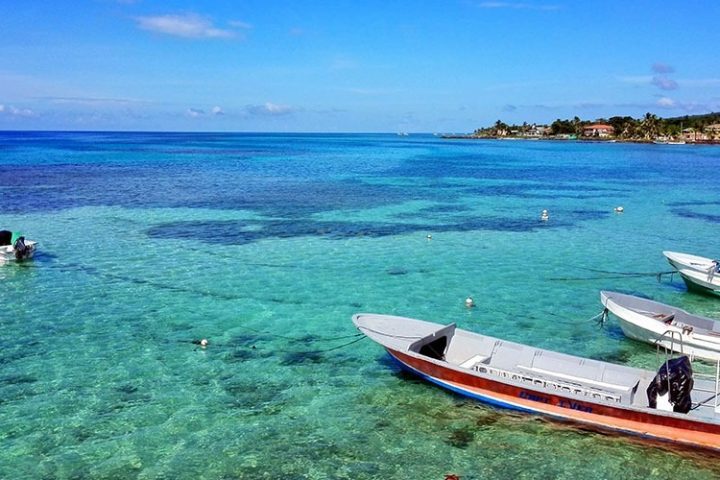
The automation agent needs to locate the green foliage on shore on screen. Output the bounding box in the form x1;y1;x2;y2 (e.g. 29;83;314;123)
473;111;720;141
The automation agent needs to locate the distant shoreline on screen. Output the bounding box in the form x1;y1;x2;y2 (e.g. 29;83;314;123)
440;134;720;145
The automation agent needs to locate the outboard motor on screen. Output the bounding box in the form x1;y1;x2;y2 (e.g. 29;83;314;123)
13;236;28;260
647;355;693;414
0;230;12;246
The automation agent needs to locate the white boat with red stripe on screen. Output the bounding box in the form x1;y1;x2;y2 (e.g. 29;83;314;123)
353;312;720;452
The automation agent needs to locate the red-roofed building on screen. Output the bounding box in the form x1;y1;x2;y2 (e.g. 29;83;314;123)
583;124;615;138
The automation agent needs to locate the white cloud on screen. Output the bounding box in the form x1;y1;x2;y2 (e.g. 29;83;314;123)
0;104;35;117
185;106;226;118
246;102;295;116
656;97;676;108
135;13;236;39
654;96;720;113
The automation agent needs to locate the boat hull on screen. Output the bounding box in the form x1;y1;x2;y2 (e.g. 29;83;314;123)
678;270;720;297
354;312;720;452
664;251;720;296
616;318;720;361
601;291;720;361
387;347;720;452
0;241;37;264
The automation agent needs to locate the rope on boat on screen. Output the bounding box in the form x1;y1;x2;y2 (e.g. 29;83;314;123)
244;325;365;342
690;393;720;411
187;328;366;357
300;335;367;354
656;271;675;283
548;267;676;282
589;308;609;327
238;325;368;356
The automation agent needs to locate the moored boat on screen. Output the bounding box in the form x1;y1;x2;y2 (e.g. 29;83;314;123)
0;230;38;264
664;251;720;296
353;312;720;452
600;290;720;361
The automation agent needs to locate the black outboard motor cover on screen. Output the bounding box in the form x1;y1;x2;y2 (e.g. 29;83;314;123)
0;230;12;246
647;355;693;414
13;236;28;259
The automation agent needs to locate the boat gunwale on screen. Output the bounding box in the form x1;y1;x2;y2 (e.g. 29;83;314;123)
353;313;720;427
601;291;720;356
387;347;720;452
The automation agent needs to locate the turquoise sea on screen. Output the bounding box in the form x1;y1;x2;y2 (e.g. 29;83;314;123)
3;132;720;479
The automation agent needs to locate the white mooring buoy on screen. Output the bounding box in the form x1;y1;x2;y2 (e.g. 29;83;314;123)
614;206;624;213
465;296;475;308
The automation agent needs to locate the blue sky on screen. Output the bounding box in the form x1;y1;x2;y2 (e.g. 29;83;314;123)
1;0;719;132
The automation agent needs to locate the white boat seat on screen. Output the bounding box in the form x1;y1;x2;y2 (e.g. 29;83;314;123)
653;313;675;324
460;355;489;369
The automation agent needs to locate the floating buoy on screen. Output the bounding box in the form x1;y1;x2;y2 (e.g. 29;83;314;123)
427;234;432;240
200;339;208;347
540;209;549;221
614;206;624;213
465;296;475;308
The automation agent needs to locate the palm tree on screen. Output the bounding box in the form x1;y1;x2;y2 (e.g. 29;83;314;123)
640;113;660;140
493;120;509;136
572;116;583;136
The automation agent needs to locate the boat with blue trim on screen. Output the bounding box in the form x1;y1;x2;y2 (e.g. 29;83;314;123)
353;313;720;452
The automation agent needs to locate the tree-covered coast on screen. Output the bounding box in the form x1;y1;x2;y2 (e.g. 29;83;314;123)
463;112;720;143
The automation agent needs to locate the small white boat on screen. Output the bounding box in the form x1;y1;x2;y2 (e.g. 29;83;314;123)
600;291;720;361
353;313;720;452
664;251;720;296
0;230;38;264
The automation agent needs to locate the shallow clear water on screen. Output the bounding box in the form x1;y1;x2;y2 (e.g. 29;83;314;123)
2;132;720;479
